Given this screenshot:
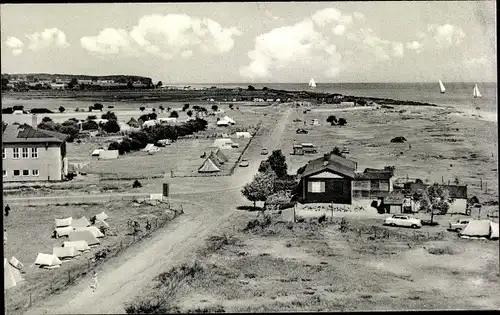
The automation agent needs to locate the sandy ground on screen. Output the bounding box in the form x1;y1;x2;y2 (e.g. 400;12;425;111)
20;107;293;315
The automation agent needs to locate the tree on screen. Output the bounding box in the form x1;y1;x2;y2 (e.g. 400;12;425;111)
338;118;347;126
67;78;78;89
241;172;276;209
42;116;53;123
182;104;190;111
159;105;165;111
102;119;121;133
102;111;117;120
211;105;218;112
156;81;163;88
330;147;344;158
127;81;133;89
93;103;104;111
258;160;270;173
170;111;179;118
248;85;256;91
167;107;171;112
326;115;337;125
262;86;268;91
82;120;99;130
186;110;193;117
139;106;146;112
268;150;288;178
427;183;450;216
229;104;234;110
58;106;65;113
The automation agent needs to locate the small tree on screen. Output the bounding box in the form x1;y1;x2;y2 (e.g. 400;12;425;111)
211;105;218;112
258;160;270;173
182;104;190;111
268;149;288;178
427;183;450;216
186;110;193;117
42;116;53;123
156;81;163;88
170;111;179;118
102;111;117;120
248;85;256;91
330;147;344;157
132;179;142;188
262;86;268;91
93;103;104;111
241;172;276;209
338;118;347;126
326;115;337;125
139;106;146;112
82;120;99;130
229;104;234;110
102;120;121;133
159;105;165;111
58;106;65;113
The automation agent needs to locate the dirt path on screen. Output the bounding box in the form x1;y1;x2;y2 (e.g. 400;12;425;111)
22;106;293;315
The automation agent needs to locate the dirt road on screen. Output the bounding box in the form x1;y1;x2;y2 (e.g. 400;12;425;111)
23;106;293;315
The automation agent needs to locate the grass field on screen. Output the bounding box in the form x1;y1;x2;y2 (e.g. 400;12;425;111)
281;104;498;202
3;200;192;315
124;213;500;312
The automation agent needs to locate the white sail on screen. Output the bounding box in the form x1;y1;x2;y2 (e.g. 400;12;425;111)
439;80;446;93
309;78;316;88
473;84;482;98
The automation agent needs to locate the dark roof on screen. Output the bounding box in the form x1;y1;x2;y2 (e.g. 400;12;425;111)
355;169;393;180
301;154;357;179
2;124;67;144
383;193;405;204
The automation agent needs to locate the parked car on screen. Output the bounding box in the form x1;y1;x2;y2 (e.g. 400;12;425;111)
296;128;308;134
239;158;249;167
384;215;422;229
261;148;268;155
448;219;470;232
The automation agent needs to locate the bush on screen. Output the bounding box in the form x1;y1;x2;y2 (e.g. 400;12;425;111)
102;120;120;133
82;120;99;130
170;111;179;118
29;108;54;114
390;136;407;143
108;105;114;109
211;105;218;112
87;115;97;120
42;116;53;123
58;106;65;113
93;103;104;111
139;106;146;112
182;104;190;111
132;180;142;188
338;118;347;126
108;141;121;151
101;111;117;120
248;85;255;91
426;246;455;255
326;115;337;124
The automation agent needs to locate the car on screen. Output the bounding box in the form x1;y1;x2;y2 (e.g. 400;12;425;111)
261;148;268;155
448;219;470;232
296;128;308;134
384;215;422;229
239;159;249;167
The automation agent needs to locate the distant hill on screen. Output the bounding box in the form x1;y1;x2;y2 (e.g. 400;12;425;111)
2;73;153;84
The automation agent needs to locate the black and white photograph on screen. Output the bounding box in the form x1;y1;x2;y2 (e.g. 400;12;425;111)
1;1;498;313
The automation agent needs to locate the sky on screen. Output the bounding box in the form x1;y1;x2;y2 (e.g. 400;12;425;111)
1;2;497;84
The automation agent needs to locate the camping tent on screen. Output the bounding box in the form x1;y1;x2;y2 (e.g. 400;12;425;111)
223;115;236;125
141;143;155;152
98;150;119;160
198;158;221;173
4;258;23;290
73;226;104;238
63;241;91;252
91;149;104;157
235;132;252;139
9;257;24;270
213;148;229;162
460;220;492;239
147;146;160;154
216;119;229;126
210;138;234;149
53;246;80;260
55;226;75;238
72;216;90;228
490;222;499;240
208;152;223;167
34;253;62;269
55;217;73;228
96;212;109;222
69;230;100;246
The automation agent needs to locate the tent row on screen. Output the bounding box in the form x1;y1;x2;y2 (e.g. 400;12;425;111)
198;148;229;174
460;220;499;240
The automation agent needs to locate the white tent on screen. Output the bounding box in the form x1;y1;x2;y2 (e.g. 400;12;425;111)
490;222;499;240
147;146;160;154
91;149;104;157
223;115;236;124
460;220;492;239
141;143;155;152
4;258;24;289
212;148;229;162
98;150;119;160
63;241;91;252
34;253;62;269
55;217;73;228
55;226;75;238
96;212;109;222
198;158;221;173
9;257;24;270
142;120;158;128
216;119;229;126
72;216;91;228
235;132;252;139
69;230;100;246
53;246;80;260
210;138;234;149
73;226;104;238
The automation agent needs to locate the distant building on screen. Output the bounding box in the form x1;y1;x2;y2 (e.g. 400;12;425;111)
2;124;68;182
50;83;66;90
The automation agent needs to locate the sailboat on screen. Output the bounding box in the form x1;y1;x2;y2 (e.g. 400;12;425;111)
473;84;483;98
438;80;446;94
309;78;317;89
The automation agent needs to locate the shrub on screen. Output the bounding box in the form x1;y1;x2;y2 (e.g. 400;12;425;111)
101;111;117;120
87;115;97;120
42;116;53;123
182;103;190;111
58;106;65;113
93;103;104;111
187;305;225;313
29;108;53;114
211;105;218;112
108;141;121;151
139;106;146;112
1;107;14;114
75;107;80;112
426;246;455;255
390;136;407;143
326;115;337;124
170;111;179;118
102;120;120;133
248;85;256;91
132;180;142;188
186;110;193;117
108;105;114;109
82;120;99;130
338;118;347;126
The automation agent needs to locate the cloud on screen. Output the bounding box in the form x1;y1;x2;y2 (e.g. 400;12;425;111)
311;8;353;27
427;24;465;48
353;12;365;20
333;25;346;36
25;28;69;50
358;28;404;60
405;40;423;53
265;10;284;21
80;14;242;59
5;36;24;55
391;42;404;58
464;55;489;68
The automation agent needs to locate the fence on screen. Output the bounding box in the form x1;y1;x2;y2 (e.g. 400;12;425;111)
5;194;150;206
7;203;184;315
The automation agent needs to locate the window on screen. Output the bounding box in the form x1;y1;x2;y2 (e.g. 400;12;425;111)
22;170;29;176
31;147;39;158
309;181;325;193
31;169;39;176
3;170;6;177
13;170;20;176
2;148;5;159
13;148;20;159
22;148;29;159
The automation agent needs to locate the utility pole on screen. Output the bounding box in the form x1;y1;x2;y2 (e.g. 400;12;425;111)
480;178;483;190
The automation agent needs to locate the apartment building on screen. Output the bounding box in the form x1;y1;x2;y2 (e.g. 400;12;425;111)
2;124;68;182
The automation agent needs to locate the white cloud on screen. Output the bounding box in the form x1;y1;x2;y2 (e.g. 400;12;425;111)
5;36;24;55
427;24;465;48
391;42;404;58
265;10;284;21
405;40;423;53
311;8;353;28
25;28;69;50
333;25;346;36
80;14;242;59
353;12;365;20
